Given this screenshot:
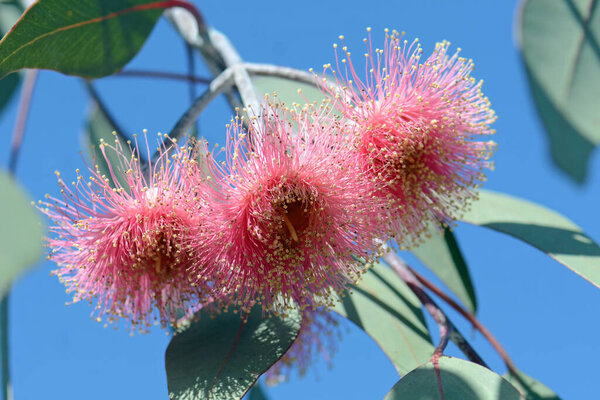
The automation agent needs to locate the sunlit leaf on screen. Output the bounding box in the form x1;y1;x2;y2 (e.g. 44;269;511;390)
385;356;522;400
462;189;600;289
332;263;434;375
0;0;171;79
0;168;44;297
165;306;301;400
504;369;561;400
411;225;477;314
519;0;600;182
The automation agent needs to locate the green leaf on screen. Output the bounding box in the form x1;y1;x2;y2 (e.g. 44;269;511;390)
165;306;301;400
0;168;44;297
252;76;326;105
0;0;169;79
504;370;561;400
385;356;523;400
462;189;600;289
520;0;600;182
82;101;132;189
411;225;477;314
0;0;26;115
332;263;434;375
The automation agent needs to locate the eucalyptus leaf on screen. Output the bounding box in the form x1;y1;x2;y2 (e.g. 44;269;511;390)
504;370;561;400
0;0;168;79
332;263;434;375
385;356;523;400
462;189;600;289
165;306;301;400
411;225;477;314
0;168;44;297
520;0;600;182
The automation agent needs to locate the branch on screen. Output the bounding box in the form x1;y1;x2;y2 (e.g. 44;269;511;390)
185;41;198;136
382;251;488;368
167;67;235;144
244;62;321;88
208;29;260;115
165;8;242;112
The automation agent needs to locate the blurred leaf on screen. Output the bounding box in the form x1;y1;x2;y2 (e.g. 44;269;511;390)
252;76;326;105
81;101;132;189
411;225;477;314
504;370;561;400
385;356;523;400
332;263;434;375
247;384;269;400
0;0;26;115
462;189;600;289
0;0;169;79
0;168;44;297
165;306;301;400
520;0;600;182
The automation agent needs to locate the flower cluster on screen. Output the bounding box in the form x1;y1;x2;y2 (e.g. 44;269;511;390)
39;133;217;332
319;28;496;244
41;30;495;337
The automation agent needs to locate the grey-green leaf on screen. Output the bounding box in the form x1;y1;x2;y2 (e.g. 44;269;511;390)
0;168;44;297
332;263;434;375
462;189;600;289
165;306;301;400
385;356;523;400
411;225;477;314
503;370;561;400
519;0;600;182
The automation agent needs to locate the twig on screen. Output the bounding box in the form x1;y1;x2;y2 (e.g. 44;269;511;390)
244;63;321;88
208;29;260;116
167;67;235;144
407;265;519;376
383;251;488;368
185;41;198;136
114;69;211;84
3;68;39;400
164;8;242;112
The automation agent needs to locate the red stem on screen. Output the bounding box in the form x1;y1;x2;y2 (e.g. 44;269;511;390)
408;265;518;376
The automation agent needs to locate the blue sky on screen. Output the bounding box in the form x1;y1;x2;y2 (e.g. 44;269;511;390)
1;0;599;398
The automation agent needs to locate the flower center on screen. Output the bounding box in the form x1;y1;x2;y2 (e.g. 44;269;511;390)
277;199;311;243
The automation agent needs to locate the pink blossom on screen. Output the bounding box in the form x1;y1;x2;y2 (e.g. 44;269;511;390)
193;103;385;313
320;29;496;243
265;308;341;385
39;133;216;332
